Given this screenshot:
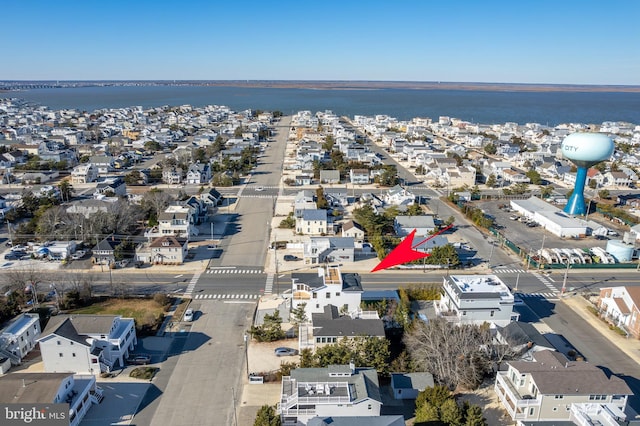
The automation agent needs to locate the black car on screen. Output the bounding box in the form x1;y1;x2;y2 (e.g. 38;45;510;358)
283;255;299;261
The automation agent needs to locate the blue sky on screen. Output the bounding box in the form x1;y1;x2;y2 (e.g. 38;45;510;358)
2;0;639;85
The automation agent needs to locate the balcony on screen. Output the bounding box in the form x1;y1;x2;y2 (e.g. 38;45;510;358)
495;372;541;420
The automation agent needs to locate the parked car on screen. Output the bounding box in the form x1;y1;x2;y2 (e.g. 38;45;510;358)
127;355;151;365
283;255;299;261
70;250;86;260
183;308;194;322
255;186;264;192
274;347;298;357
4;251;26;260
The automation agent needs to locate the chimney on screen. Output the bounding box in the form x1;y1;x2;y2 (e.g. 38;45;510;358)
349;360;355;375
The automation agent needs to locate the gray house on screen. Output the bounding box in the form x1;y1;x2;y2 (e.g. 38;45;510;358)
394;215;436;236
319;169;340;184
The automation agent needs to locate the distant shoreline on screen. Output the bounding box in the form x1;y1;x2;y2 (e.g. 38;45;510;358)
2;80;640;93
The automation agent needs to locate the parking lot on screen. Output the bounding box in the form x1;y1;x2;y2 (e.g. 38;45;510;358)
476;200;615;255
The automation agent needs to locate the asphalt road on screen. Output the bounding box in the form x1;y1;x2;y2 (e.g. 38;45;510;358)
521;296;640;413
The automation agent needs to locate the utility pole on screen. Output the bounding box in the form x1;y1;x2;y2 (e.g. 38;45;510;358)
561;261;570;296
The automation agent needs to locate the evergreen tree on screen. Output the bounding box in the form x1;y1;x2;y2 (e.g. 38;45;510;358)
464;404;487;426
440;398;463;426
253;405;281;426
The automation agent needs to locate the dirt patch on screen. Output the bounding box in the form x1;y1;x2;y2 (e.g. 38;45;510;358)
68;297;169;335
456;380;514;426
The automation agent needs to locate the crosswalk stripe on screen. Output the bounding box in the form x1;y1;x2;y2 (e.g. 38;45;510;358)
206;269;264;274
194;294;260;300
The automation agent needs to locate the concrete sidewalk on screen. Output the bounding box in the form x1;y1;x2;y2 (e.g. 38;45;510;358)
561;294;640;365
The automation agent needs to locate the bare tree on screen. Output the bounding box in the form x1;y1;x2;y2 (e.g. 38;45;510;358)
62;270;97;300
404;318;493;390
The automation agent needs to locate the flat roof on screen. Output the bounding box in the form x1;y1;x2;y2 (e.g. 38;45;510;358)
447;275;511;298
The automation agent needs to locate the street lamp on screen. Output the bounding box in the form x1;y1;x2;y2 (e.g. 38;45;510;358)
243;334;249;377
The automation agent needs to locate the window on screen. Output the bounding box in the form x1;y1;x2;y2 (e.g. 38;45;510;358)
57;340;61;345
59;353;63;357
589;395;606;401
490;311;495;317
462;311;467;315
70;342;73;345
20;336;24;342
552;407;558;412
529;408;534;416
554;395;564;399
336;292;340;296
326;292;330;299
72;353;76;357
26;331;29;337
316;337;321;343
312;293;317;299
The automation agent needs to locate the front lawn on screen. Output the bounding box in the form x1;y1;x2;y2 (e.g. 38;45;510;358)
68;295;173;336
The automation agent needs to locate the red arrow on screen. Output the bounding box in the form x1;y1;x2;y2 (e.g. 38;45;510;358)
370;223;454;272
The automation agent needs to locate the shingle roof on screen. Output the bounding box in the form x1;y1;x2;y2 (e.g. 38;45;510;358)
0;373;71;403
302;209;327;221
508;350;632;396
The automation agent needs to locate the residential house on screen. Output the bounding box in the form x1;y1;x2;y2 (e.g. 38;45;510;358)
280;364;383;425
306;416;405;426
157;206;196;238
434;274;518;327
303;237;355;264
200;187;223;207
503;168;531;184
494;350;632;423
0;194;11;218
295;173;313;186
94;177;126;197
185;162;211;185
88;155;115;175
445;165;477;187
92;236;122;264
149;235;188;265
0;313;41;366
71;163;98;184
294;190;318;218
307;305;383;350
394;215;436;237
296;209;329;235
383;185;414;207
324;187;348;207
290;266;364;319
162;167;183;185
66;198;117;218
602;171;632;188
390;372;435;400
495;321;556;361
0;373;103;426
319;170;340;184
349;169;370;185
597;286;640;339
341;220;365;242
38;314;137;374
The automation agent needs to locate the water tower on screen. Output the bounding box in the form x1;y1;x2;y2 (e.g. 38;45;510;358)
561;133;614;215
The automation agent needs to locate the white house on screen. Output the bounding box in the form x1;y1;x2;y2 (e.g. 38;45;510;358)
0;312;41;366
434;274;518;327
290;266;363;319
71;163;98;184
296;209;329;235
597;286;640;339
384;185;414;207
394;215;436;236
0;373;104;426
38;314;137;374
280;364;382;425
